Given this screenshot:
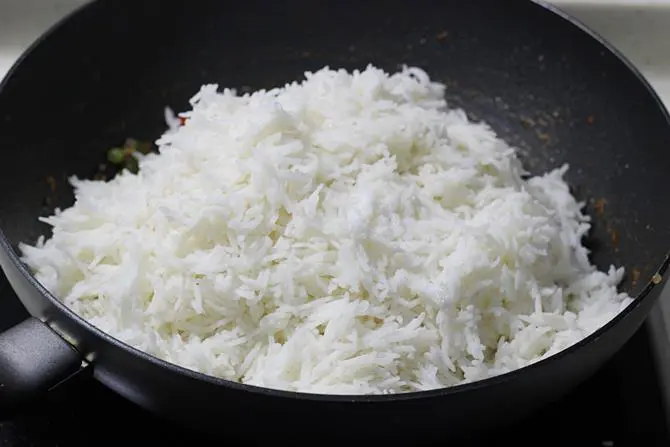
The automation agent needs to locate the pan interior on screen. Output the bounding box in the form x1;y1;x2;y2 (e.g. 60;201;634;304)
0;0;668;298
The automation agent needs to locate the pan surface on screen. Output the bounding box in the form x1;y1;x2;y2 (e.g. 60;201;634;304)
0;0;669;442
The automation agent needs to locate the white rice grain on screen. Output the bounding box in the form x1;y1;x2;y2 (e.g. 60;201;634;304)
19;65;632;394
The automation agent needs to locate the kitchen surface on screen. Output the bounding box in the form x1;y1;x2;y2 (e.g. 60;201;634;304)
1;1;670;446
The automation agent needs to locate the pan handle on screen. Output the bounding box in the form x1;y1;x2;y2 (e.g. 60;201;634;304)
0;317;83;418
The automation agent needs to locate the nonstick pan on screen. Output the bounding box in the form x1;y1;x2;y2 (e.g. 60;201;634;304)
0;0;669;443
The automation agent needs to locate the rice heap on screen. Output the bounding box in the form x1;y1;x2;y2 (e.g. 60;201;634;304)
20;65;632;394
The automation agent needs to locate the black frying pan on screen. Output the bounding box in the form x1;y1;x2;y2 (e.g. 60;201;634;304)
0;0;669;443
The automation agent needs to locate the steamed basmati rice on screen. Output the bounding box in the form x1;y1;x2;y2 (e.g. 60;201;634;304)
20;65;632;394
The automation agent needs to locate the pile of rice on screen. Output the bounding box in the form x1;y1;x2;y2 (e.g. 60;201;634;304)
20;65;632;394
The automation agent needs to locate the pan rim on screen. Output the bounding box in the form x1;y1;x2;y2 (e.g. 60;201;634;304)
0;0;669;404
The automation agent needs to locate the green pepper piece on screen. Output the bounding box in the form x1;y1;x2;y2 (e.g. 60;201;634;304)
125;156;139;174
107;147;125;164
